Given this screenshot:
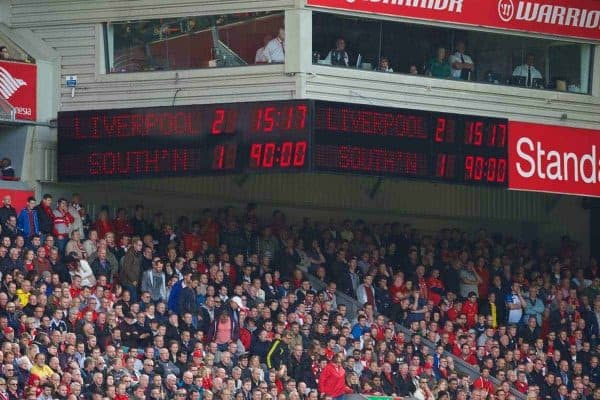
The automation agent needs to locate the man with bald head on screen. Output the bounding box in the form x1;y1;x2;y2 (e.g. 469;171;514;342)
0;196;16;226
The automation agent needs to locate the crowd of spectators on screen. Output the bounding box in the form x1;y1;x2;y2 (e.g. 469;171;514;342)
0;192;594;400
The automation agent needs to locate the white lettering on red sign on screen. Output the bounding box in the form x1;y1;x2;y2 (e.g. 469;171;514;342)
515;137;598;184
344;0;464;13
504;1;600;29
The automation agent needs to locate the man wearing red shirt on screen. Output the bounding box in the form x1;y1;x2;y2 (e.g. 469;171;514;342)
318;354;353;399
463;292;479;328
183;221;202;255
459;343;477;366
473;367;495;394
200;209;219;249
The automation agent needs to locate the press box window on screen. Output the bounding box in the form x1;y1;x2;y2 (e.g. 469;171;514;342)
312;12;593;95
105;12;284;73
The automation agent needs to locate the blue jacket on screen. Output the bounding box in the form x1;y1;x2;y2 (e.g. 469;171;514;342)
17;208;40;238
167;280;183;313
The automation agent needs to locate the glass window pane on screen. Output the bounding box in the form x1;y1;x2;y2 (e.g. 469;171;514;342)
312;12;593;95
107;12;284;73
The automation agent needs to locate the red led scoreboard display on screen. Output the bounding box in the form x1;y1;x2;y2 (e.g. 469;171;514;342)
57;100;508;187
313;102;508;186
57;101;310;179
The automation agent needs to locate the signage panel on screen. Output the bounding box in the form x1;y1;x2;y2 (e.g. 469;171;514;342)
509;121;600;197
305;0;600;42
0;61;37;121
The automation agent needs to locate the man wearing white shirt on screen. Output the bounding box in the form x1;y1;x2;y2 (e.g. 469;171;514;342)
324;38;349;67
254;34;272;64
449;41;474;80
512;53;544;88
264;28;285;64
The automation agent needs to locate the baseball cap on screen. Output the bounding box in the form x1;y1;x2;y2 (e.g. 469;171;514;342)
3;327;13;334
192;350;203;358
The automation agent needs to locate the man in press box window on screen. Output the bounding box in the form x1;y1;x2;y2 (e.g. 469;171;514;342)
264;28;285;64
449;40;474;81
324;38;350;67
512;53;544;89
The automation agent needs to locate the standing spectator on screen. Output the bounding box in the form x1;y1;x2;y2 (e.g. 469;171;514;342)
427;46;451;79
130;205;150;237
141;257;167;302
34;194;54;241
94;209;114;239
264;27;285;64
459;261;481;299
449;40;474;81
120;239;143;301
318;353;352;399
266;331;291;370
506;282;526;325
0;195;16;226
524;286;545;326
16;197;39;240
67;194;84;239
53;198;74;253
357;275;377;311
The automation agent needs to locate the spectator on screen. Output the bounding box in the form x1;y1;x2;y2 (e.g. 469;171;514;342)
52;198;74;253
449;40;474;81
0;195;16;226
427;46;451;79
324;38;349;67
255;35;273;64
141;257;167;302
34;194;54;240
16;197;39;240
378;57;393;72
512;53;544;88
120;238;143;301
264;28;285;64
0;158;15;179
318;353;352;398
0;46;9;60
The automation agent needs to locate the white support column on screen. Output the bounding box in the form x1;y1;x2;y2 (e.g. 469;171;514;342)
285;7;312;75
592;45;600;98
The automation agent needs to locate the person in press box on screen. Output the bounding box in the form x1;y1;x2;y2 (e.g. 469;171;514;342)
512;53;544;89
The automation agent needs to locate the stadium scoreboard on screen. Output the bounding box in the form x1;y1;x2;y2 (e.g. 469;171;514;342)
57;100;508;187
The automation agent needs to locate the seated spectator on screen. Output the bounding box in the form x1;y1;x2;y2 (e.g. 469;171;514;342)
377;57;393;73
0;158;15;178
0;46;9;60
512;53;544;88
449;40;474;81
427;46;452;79
324;38;350;67
409;64;419;75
